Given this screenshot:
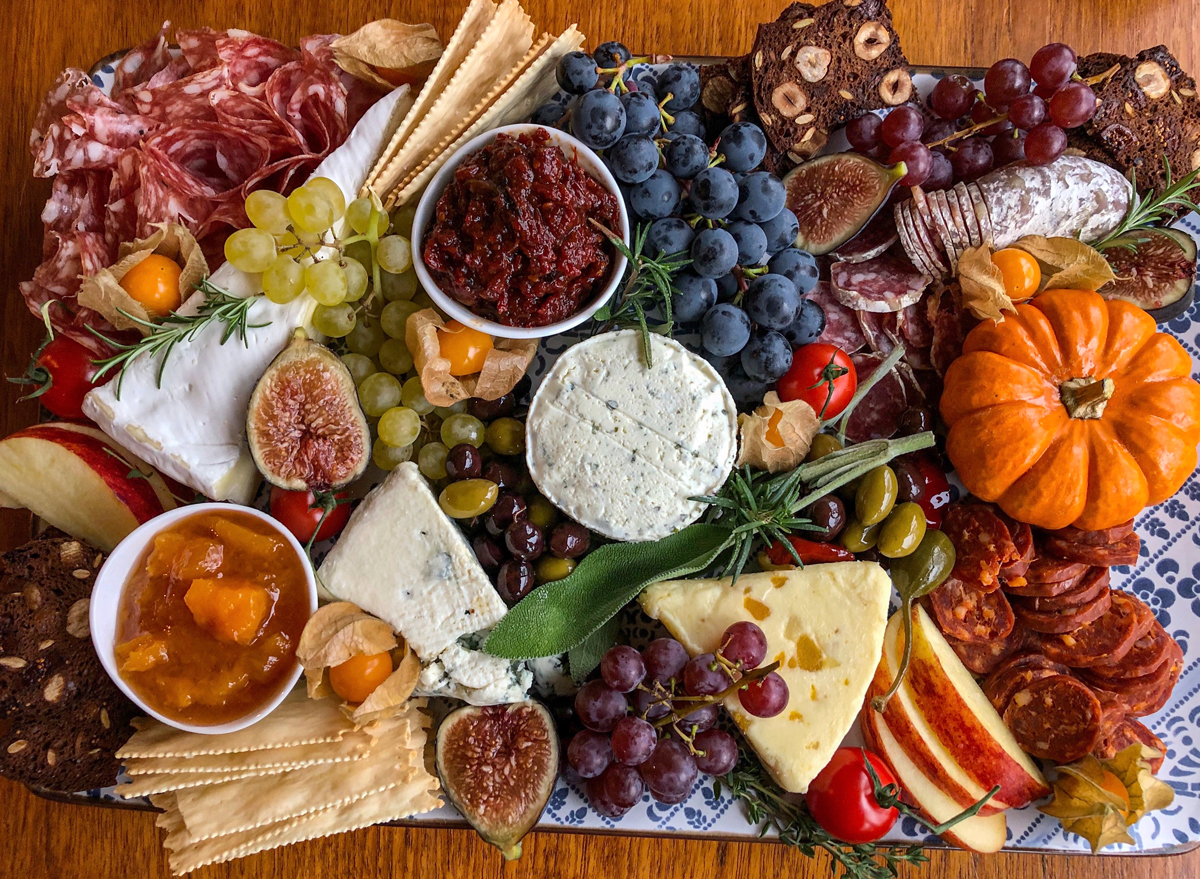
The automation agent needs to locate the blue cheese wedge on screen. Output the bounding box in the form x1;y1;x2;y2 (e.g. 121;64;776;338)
640;564;891;793
81;85;413;503
318;462;508;662
416;641;533;706
525;330;737;542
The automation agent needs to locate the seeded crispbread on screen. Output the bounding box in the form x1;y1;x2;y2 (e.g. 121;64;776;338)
750;0;910;162
0;538;138;793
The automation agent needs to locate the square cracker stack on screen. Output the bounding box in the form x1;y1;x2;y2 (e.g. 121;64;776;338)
116;692;440;875
362;0;585;208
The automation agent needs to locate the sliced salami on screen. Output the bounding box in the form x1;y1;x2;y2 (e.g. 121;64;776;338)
943;504;1019;589
810;282;868;354
1029;591;1141;668
967;181;994;245
111;23;173;98
1083;639;1183;717
1093;718;1167;772
832;213;900;263
897;300;935;350
216;33;301;98
1012;587;1113;635
1012;567;1111;613
1043;532;1141;568
952;182;982;247
982;657;1070;714
907;192;949;275
894;202;935;278
1087;619;1173;681
1003;674;1103;763
927;189;962;271
927;284;976;377
830;253;929;314
857;310;901;355
927;576;1016;643
946;625;1027;676
902;200;947;276
843;353;908;442
940;187;972;254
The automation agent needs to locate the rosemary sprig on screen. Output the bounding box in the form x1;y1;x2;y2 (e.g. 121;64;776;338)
88;278;270;397
716;747;998;879
1094;159;1200;252
592;221;690;367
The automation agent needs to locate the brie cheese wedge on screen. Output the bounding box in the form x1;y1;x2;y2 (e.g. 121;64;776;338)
640;564;891;793
82;85;413;503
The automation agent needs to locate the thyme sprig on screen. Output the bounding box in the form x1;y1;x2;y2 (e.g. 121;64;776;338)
592;221;690;367
1095;159;1200;252
716;747;998;879
88;278;270;397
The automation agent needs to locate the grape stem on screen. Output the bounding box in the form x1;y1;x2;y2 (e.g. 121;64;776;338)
924;112;1009;150
648;659;781;730
1078;64;1120;87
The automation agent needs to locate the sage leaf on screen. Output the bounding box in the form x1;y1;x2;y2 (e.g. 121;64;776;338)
568;615;622;684
484;524;734;660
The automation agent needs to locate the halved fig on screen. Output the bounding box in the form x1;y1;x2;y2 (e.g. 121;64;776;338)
1099;227;1197;323
436;701;559;860
782;152;906;255
247;331;370;491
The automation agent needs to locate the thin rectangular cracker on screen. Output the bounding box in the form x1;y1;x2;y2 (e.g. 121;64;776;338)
388;26;586;208
170;722;428;841
117;690;352;759
369;0;534;199
364;0;499;194
165;771;443;875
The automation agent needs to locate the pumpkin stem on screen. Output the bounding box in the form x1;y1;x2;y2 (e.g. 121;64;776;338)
1060;377;1115;419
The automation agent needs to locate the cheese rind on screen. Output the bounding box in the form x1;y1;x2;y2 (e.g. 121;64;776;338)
525;330;737;542
640;563;891;793
317;462;507;661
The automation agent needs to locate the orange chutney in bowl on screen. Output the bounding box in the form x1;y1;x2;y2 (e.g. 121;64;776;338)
114;509;311;725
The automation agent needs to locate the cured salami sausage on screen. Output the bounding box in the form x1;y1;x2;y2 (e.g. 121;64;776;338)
1087;619;1172;680
856;310;901;356
843;353;908;442
943;504;1019;589
1003;674;1103;762
927;576;1015;643
811;282;868;354
830;253;929;314
831;213;899;263
1043;532;1141;568
1047;521;1136;547
946;624;1026;676
1093;718;1167;772
1012;587;1112;634
1028;591;1140;668
982;656;1070;714
1083;639;1183;717
999;522;1035;585
1022;557;1090;585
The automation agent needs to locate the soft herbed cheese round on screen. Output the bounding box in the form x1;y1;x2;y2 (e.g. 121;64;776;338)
525;330;738;542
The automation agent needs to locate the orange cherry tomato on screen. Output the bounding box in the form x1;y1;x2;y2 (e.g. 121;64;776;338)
437;320;493;376
328;651;394;703
991;248;1041;301
120;254;184;316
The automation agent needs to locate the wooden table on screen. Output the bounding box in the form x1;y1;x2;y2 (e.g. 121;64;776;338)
1;0;1196;876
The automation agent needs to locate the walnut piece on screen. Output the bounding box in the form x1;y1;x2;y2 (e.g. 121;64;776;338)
795;46;831;83
879;68;913;105
772;82;809;118
854;22;892;62
1134;60;1170;100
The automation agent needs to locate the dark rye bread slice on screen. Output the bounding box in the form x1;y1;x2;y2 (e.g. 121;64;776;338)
751;0;910;162
0;538;138;793
1078;46;1200;200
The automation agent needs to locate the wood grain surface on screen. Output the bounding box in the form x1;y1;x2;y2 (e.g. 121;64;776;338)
1;1;1196;876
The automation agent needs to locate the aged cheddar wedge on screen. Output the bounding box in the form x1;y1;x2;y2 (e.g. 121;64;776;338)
640;563;891;793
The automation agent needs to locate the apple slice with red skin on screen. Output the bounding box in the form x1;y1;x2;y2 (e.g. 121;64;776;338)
861;698;1008;853
902;605;1050;807
866;620;1006;815
0;422;176;550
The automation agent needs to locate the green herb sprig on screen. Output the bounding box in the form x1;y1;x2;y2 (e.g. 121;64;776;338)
1095;159;1200;252
716;748;998;879
592;221;690;367
88;278;270;397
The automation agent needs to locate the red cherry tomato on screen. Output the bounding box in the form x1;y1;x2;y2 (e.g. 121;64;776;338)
19;336;101;420
777;344;857;421
764;535;855;566
806;747;900;844
269;488;352;545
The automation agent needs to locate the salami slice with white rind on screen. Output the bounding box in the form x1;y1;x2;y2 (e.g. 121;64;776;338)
830;253;928;314
906;199;948;275
894;202;936;278
810;282;868;354
832;213;900;263
952;182;982;247
844;352;907;441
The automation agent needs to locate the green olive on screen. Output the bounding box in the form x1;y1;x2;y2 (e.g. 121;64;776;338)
855;465;898;526
527;495;560;530
877;502;927;559
889;529;956;600
839;518;881;553
536;555;577;584
806;433;843;462
438;479;498;519
485;417;526;456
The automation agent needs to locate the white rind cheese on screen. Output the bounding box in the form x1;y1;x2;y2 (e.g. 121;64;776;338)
81;85;413;503
640;563;891;793
318;462;508;662
525;330;737;542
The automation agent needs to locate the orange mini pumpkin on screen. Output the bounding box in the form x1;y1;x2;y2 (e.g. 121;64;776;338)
940;288;1200;531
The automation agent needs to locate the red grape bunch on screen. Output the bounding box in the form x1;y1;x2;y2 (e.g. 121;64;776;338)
846;43;1097;189
566;622;788;817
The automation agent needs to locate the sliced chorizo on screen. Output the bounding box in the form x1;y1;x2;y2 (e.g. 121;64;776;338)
1013;588;1113;635
927;576;1016;643
1083;639;1183;717
1087;620;1173;681
1043;532;1141;567
1024;557;1090;585
1003;674;1103;763
1093;718;1167;773
947;624;1027;676
1048;520;1135;547
1011;568;1110;613
943;505;1019;589
1028;591;1140;668
1004;565;1089;598
982;658;1071;714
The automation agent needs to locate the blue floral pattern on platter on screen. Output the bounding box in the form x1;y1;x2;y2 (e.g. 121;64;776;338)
73;62;1200;856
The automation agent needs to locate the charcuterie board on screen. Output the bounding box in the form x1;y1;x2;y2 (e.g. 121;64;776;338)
4;2;1200;873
